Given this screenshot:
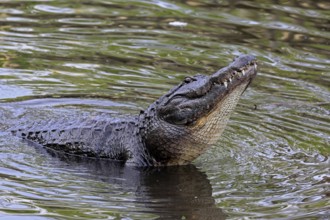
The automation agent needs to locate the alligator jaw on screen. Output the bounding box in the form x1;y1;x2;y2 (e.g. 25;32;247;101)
156;54;257;127
210;54;257;92
202;54;258;117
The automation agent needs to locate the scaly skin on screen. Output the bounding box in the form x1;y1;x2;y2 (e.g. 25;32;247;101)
12;54;258;166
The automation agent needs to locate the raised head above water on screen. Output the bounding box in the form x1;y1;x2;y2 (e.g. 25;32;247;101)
12;54;257;166
141;54;257;165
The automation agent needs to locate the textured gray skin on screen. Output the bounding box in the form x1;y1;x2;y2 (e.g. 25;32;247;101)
12;54;258;166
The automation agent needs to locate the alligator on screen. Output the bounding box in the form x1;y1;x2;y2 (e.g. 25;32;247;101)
12;54;258;166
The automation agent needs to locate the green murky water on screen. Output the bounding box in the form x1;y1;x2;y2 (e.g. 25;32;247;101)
0;0;329;219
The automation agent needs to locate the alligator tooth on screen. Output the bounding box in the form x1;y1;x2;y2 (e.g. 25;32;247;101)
224;81;228;88
254;63;257;70
242;70;245;76
229;78;232;82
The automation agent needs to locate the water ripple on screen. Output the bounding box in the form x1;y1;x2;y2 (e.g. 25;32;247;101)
0;0;329;219
34;4;74;14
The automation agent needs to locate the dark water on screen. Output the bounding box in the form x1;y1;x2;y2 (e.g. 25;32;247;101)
0;0;329;219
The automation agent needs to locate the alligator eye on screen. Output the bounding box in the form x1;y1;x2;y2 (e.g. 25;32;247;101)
184;76;195;83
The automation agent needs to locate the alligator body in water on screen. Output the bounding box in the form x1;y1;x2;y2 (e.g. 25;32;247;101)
12;54;258;166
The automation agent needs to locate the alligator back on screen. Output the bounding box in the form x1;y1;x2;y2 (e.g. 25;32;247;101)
11;115;140;161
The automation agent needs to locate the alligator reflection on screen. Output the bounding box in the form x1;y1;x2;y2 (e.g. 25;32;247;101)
43;147;226;220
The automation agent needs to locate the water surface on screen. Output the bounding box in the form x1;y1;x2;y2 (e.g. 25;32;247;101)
0;0;329;219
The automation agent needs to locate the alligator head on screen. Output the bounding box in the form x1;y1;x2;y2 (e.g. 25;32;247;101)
141;54;257;165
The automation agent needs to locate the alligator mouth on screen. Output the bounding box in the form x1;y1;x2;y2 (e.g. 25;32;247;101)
210;55;257;93
157;54;257;126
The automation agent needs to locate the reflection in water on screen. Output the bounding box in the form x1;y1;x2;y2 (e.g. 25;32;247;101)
37;145;226;220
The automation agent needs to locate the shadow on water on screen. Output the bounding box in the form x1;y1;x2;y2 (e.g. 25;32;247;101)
32;143;226;220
